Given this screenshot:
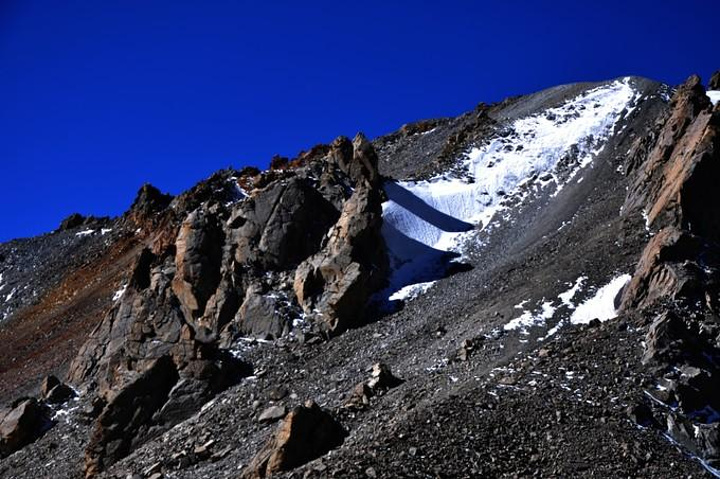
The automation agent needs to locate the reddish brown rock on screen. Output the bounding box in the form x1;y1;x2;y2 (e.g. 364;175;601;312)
84;356;179;477
624;75;719;238
242;401;345;478
0;398;52;458
620;227;705;311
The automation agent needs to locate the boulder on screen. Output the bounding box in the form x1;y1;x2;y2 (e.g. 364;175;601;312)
257;405;287;423
40;375;76;404
0;398;52;458
40;375;61;396
84;356;179;477
242;401;346;478
344;363;402;409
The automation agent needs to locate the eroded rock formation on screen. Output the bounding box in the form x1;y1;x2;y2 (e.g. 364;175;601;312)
60;133;390;475
621;74;720;463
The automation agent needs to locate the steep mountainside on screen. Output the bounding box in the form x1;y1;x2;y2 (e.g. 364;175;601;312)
1;71;720;478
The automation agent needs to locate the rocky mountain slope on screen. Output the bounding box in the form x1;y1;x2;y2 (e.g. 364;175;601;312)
1;70;720;478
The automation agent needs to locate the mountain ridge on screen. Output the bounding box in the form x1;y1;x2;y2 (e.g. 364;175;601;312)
1;72;720;478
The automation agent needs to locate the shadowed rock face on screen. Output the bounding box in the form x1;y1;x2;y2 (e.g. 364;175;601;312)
231;177;339;271
294;184;388;334
709;70;720;90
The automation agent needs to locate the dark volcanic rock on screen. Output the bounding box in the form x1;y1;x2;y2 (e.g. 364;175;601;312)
58;213;86;231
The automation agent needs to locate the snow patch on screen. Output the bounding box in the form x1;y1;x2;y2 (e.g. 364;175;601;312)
381;79;639;299
504;300;556;333
101;228;113;235
570;274;631;324
112;284;127;302
558;276;586;308
75;229;95;237
707;91;720;106
388;281;436;302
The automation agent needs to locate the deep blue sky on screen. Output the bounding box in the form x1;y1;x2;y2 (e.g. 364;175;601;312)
2;1;719;241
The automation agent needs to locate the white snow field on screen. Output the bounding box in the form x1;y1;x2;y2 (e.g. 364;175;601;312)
381;79;639;299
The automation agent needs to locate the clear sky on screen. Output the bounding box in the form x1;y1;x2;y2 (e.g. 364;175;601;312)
2;0;719;241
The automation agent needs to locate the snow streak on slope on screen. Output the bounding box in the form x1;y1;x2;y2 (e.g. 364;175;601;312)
381;79;639;299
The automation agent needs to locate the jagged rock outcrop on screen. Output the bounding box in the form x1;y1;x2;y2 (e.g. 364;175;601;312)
57;213;112;232
58;213;86;230
172;209;225;322
293;134;389;334
230;177;339;270
242;401;346;478
709;70;720;90
624;75;719;238
621;74;720;463
59;133;390;474
622;74;720;311
129;184;173;219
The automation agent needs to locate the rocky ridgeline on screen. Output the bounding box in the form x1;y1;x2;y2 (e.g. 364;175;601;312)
2;72;720;478
620;74;720;464
42;133;388;475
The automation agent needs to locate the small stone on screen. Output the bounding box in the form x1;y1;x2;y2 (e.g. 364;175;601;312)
143;462;162;476
268;387;288;401
365;466;377;477
257;405;287;423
